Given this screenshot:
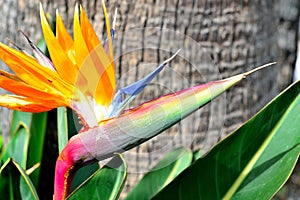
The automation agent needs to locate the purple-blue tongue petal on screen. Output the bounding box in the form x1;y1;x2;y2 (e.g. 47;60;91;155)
107;49;181;117
104;8;117;52
104;29;115;52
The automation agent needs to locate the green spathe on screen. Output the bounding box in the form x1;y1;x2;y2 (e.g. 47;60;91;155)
153;79;300;200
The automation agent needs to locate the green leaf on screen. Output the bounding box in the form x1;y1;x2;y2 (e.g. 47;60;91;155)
9;111;32;136
0;158;39;200
70;162;99;192
67;108;81;137
0;129;3;154
192;148;203;162
125;147;192;200
68;155;127;200
153;80;300;200
57;107;68;153
26;112;47;187
1;122;30;168
1;111;47;187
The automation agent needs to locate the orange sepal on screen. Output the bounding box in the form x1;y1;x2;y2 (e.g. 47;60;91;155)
0;42;73;98
0;70;66;103
79;5;100;52
40;5;79;85
0;95;60;112
74;5;115;106
56;10;74;53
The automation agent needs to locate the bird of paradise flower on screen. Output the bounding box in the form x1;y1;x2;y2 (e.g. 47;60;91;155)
0;1;275;199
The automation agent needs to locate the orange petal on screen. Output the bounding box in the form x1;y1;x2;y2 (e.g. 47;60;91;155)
73;5;91;67
95;1;116;103
40;4;79;85
75;5;115;105
78;48;115;106
101;0;116;86
0;95;57;112
102;0;114;61
0;70;66;102
93;57;115;105
73;5;99;97
56;10;74;52
79;5;100;51
0;42;73;98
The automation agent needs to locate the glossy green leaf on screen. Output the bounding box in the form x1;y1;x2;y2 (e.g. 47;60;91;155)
1;111;47;187
9;111;32;136
0;129;3;154
154;80;300;200
27;112;47;187
68;155;127;200
125;147;192;200
192;148;203;161
57;107;68;153
0;158;39;200
70;162;99;192
1;122;30;168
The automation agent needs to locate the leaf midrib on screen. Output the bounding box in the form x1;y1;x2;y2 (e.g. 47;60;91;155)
222;92;300;199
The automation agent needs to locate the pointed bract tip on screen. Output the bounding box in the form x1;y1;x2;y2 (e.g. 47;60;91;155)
102;0;109;16
56;8;59;16
79;4;85;17
74;3;79;14
164;49;182;64
39;3;47;22
39;3;43;15
73;4;80;25
113;8;118;30
39;2;43;11
243;62;277;78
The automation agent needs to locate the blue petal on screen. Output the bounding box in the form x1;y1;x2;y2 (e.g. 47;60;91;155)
107;49;181;117
104;9;117;53
104;29;115;52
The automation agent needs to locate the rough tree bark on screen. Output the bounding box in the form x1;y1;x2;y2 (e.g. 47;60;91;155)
0;0;299;198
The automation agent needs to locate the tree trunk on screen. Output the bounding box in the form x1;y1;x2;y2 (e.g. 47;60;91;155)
0;0;299;198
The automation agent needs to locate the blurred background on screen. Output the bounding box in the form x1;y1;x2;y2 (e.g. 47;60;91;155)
0;0;299;199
